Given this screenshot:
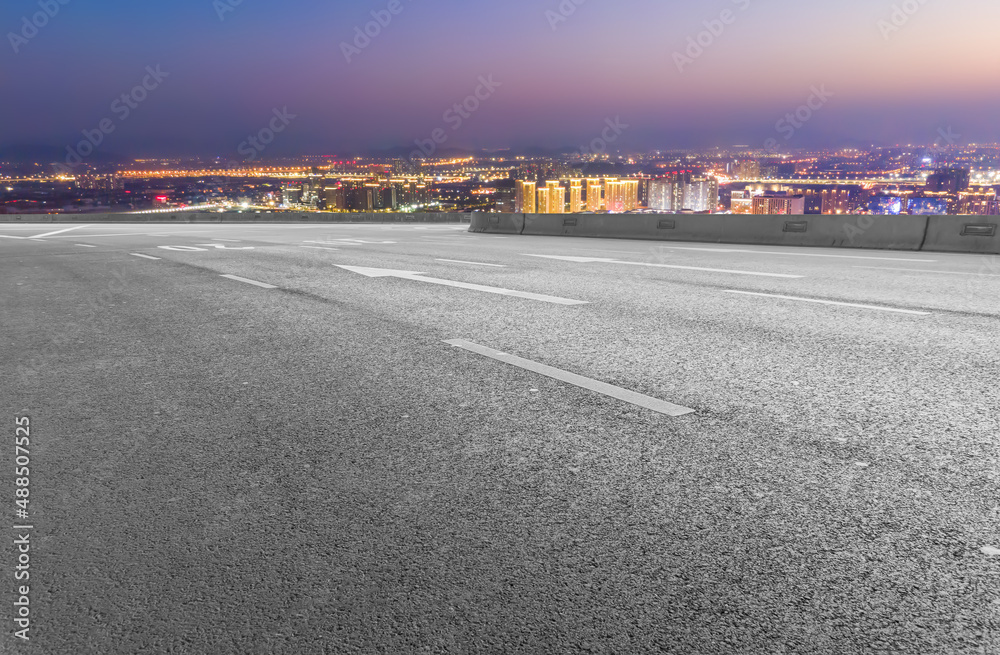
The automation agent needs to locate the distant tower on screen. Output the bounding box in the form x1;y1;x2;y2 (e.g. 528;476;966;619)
546;181;565;213
515;180;536;213
586;179;603;211
568;179;583;213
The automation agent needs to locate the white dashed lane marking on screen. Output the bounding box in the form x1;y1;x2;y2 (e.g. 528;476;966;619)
445;339;696;418
435;259;507;267
220;274;277;289
724;290;932;315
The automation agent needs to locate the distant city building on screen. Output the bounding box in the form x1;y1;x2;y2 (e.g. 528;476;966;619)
868;195;903;215
544;181;565;213
956;191;999;215
603;179;639;212
586;179;602;211
730;189;754;214
515;180;536;213
752;194;805;215
925;167;970;193
568;180;583;213
907;197;949;215
820;189;851;214
682;176;719;212
737;159;761;180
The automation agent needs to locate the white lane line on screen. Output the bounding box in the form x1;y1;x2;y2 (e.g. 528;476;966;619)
29;225;91;239
660;246;936;262
220;274;277;289
723;290;932;315
0;235;26;240
304;240;360;246
75;244;97;248
525;255;803;279
51;232;159;238
130;253;161;260
301;246;340;251
29;239;46;242
435;259;507;267
445;339;696;417
853;265;1000;277
337;265;588;305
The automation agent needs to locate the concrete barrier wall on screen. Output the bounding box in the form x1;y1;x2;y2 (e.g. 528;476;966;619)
0;211;472;224
921;216;1000;254
519;214;930;250
469;213;525;234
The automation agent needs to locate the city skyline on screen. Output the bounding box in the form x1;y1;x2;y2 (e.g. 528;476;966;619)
4;0;1000;160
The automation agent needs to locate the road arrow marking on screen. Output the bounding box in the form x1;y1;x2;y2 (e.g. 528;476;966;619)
445;339;695;417
523;254;803;279
337;265;588;305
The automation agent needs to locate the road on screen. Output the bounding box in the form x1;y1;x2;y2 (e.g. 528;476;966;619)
2;222;999;654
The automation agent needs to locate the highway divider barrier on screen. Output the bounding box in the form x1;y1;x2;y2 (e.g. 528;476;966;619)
921;216;1000;254
469;213;525;234
494;213;998;255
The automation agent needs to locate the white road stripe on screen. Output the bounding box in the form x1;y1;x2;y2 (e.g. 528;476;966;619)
130;253;161;260
220;274;277;289
301;246;340;251
853;265;1000;277
660;246;936;262
526;254;803;279
445;339;695;417
29;225;91;238
435;259;507;267
75;244;97;248
52;232;158;238
724;290;931;315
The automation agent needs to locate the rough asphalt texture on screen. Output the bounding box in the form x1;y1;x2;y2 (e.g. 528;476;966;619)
1;223;998;654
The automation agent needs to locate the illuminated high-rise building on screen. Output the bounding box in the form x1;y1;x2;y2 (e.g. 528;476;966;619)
820;189;851;214
737;159;761;180
683;176;719;212
568;179;583;213
545;181;565;213
515;180;536;213
649;178;685;212
752;194;805;215
586;179;603;211
537;187;552;213
603;179;639;212
730;189;754;214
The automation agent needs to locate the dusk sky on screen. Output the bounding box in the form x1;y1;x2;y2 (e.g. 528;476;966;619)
4;0;1000;158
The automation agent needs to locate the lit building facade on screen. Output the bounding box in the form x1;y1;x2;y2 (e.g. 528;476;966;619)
752;194;806;215
568;180;583;213
515;180;536;213
586;179;603;211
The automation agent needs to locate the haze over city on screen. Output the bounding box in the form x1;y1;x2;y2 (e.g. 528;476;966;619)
4;0;1000;158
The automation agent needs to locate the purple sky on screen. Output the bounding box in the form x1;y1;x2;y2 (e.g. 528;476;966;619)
3;0;999;158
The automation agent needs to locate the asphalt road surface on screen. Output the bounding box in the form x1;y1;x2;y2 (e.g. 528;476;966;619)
2;222;999;654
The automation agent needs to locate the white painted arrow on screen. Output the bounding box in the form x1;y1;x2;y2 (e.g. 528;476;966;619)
336;265;588;305
523;255;803;279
